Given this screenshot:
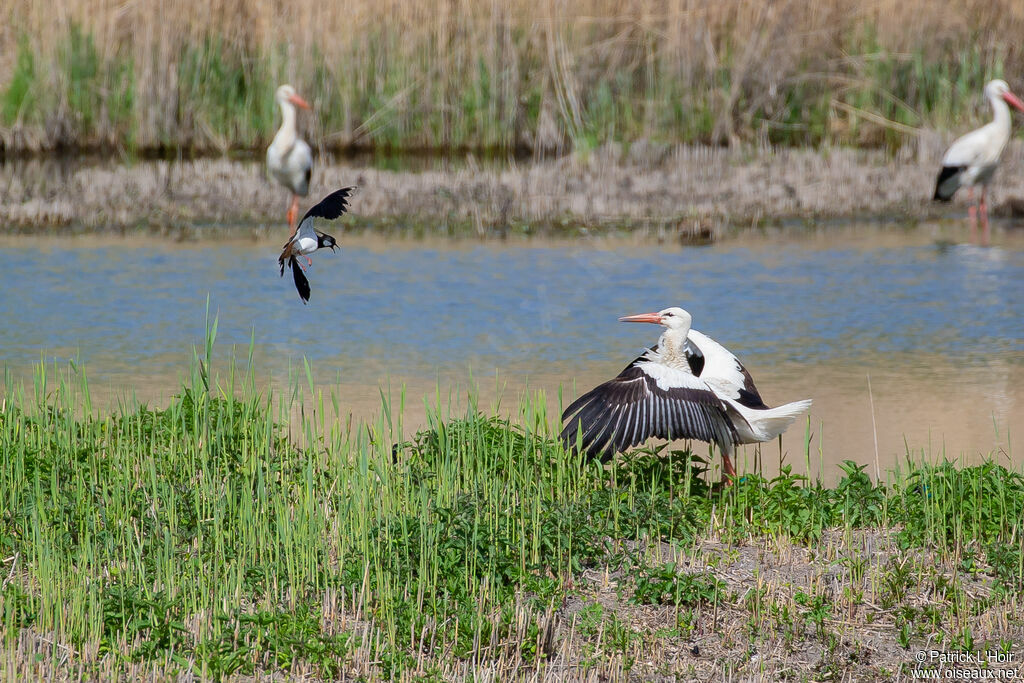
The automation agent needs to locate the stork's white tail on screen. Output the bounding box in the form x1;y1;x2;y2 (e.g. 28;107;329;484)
740;398;813;442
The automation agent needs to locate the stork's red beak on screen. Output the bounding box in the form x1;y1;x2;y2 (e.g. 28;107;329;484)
288;93;312;110
1003;91;1024;114
618;313;663;324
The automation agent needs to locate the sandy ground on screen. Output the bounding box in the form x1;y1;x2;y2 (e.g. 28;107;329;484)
3;136;1024;237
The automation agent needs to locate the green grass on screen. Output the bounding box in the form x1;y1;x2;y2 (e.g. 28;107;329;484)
176;37;281;150
1;36;37;127
0;326;1021;678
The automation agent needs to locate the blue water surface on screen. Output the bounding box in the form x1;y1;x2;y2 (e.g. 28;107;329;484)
1;239;1021;383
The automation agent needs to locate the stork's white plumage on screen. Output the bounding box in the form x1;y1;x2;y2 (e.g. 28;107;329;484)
561;307;812;482
934;79;1024;241
267;84;314;235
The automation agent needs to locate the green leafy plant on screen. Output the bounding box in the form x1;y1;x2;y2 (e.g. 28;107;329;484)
631;565;727;607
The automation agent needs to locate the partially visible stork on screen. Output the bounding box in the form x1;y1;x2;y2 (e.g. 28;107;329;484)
560;307;812;482
934;79;1024;243
267;84;314;236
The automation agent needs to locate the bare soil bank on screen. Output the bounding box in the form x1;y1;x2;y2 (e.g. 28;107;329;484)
3;138;1024;239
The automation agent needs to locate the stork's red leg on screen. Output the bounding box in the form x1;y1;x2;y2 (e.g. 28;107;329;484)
286;195;300;237
979;188;990;246
967;186;978;241
720;450;737;485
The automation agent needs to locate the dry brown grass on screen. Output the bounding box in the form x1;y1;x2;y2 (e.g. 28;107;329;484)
1;0;1024;152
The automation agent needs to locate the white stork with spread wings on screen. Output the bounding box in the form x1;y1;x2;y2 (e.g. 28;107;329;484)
561;307;812;482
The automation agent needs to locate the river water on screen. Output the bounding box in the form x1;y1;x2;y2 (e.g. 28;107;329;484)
1;226;1020;480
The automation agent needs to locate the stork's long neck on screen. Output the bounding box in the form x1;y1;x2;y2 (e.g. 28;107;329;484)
657;325;692;369
990;94;1012;140
273;103;298;155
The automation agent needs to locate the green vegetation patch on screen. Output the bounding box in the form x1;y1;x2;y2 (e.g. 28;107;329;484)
0;344;1021;678
2;36;38;126
630;565;727;607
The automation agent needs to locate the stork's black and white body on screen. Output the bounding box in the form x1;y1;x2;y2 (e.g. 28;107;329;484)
278;187;355;303
267;84;314;235
934;79;1024;242
561;307;812;481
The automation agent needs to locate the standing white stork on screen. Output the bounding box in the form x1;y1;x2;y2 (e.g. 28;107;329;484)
267;84;314;236
934;79;1024;242
561;307;812;482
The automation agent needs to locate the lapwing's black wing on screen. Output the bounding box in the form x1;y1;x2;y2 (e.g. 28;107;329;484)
290;257;311;304
299;186;357;224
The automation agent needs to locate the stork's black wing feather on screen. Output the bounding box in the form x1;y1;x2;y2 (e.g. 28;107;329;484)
683;336;768;409
561;364;737;461
303;166;312;196
300;186;357;223
734;372;769;409
683;339;705;376
934;165;964;201
290;257;311;303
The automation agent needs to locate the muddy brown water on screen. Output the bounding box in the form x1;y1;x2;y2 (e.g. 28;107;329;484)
1;225;1020;482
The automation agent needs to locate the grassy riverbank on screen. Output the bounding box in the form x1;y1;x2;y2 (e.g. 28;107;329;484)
2;0;1024;155
1;332;1022;679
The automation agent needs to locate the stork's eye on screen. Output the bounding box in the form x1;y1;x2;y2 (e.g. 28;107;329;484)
662;311;673;317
